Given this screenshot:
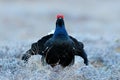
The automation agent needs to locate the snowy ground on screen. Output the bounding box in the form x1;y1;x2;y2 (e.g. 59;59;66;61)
0;35;120;80
0;1;120;80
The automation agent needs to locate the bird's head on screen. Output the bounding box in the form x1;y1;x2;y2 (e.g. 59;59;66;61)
53;14;68;38
56;14;65;27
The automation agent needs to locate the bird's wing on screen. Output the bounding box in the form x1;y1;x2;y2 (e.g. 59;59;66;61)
28;34;54;55
69;36;88;65
35;34;53;55
69;36;84;50
21;34;53;61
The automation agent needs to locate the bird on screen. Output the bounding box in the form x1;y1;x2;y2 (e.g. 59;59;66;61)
22;14;88;67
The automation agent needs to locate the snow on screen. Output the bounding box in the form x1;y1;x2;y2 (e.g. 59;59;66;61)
0;0;120;80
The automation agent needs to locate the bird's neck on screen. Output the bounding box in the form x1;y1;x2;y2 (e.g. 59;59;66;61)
53;26;69;39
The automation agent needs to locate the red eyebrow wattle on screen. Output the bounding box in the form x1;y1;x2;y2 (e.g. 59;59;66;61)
57;14;64;19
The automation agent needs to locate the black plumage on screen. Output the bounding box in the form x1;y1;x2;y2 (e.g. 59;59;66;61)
22;15;88;67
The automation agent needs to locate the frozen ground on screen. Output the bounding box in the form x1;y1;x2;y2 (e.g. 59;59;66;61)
0;0;120;80
0;35;120;80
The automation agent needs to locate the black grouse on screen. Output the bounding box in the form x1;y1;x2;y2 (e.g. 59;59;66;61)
22;14;88;67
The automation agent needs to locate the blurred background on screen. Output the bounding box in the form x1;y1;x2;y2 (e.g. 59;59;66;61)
0;0;120;43
0;1;120;80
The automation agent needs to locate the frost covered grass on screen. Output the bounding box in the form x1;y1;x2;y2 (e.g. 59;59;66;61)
0;1;120;80
0;35;120;80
